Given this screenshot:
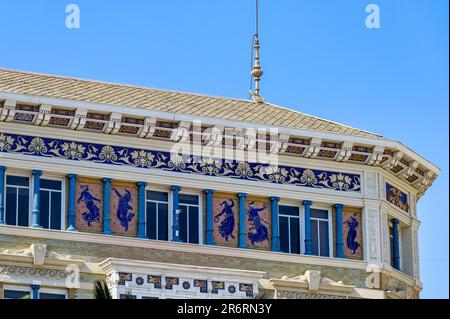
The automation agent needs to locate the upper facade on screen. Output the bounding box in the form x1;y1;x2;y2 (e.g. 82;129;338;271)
0;69;440;299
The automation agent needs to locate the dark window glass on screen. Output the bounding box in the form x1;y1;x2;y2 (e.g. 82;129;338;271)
146;202;157;240
40;190;50;229
290;217;300;254
50;192;62;230
142;296;159;299
179;194;199;205
311;219;319;256
40;179;62;190
18;188;29;227
279;206;299;217
146;191;168;202
6;176;29;187
279;216;289;253
39;293;66;299
4;290;30;299
120;294;137;299
311;209;328;219
6;187;17;225
158;203;168;240
179;205;188;243
188;206;199;244
319;220;330;257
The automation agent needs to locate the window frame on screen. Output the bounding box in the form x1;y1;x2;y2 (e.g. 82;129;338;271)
38;287;68;299
4;172;32;227
3;284;32;299
278;203;302;254
173;190;203;244
39;175;66;230
145;187;170;241
309;205;333;258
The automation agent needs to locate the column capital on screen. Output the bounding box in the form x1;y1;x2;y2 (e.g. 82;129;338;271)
270;196;280;202
303;200;313;206
171;185;181;192
392;218;400;225
67;173;78;180
102;178;112;184
203;189;215;195
333;203;345;210
32;169;42;176
136;181;147;187
237;193;247;199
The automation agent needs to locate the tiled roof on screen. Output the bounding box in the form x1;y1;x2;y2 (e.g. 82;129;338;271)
0;69;382;138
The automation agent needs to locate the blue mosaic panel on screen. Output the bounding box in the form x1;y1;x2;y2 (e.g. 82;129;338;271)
386;183;409;212
0;132;361;192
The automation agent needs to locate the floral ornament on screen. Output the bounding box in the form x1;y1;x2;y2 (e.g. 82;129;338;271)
300;169;318;185
98;145;118;162
235;162;253;179
0;133;15;152
61;142;86;160
267;167;289;183
27;137;48;155
167;153;186;170
228;285;236;294
135;277;144;286
199;158;222;175
131;150;155;167
328;173;353;191
182;281;191;290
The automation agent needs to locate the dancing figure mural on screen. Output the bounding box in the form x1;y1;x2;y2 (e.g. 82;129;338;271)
247;201;269;245
344;213;360;255
113;187;135;231
214;199;235;242
77;185;101;227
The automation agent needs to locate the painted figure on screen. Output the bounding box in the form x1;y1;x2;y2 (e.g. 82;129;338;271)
214;199;235;242
77;185;101;227
344;213;360;255
247;201;269;245
113;188;135;231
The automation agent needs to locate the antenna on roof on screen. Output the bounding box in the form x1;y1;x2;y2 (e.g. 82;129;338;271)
249;0;264;103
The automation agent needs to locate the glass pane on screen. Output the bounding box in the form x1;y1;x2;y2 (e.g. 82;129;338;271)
4;290;30;299
6;175;29;187
279;216;289;253
146;191;168;202
6;187;17;225
120;294;137;299
142;296;159;299
188;206;199;244
179;194;199;205
311;219;319;256
319;220;330;257
50;192;62;230
311;209;328;220
18;188;29;227
41;179;62;190
290;217;300;254
39;293;66;299
178;205;188;243
40;190;50;229
146;202;157;240
158;203;168;241
279;205;299;217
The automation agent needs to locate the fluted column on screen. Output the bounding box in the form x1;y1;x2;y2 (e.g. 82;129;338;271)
204;189;215;245
171;185;182;242
102;178;112;235
31;170;42;228
303;200;313;255
0;166;6;225
334;204;345;258
66;174;78;231
137;182;147;238
392;218;401;270
238;193;247;248
270;196;280;252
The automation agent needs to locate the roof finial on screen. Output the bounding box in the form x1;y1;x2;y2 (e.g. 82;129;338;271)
250;0;264;103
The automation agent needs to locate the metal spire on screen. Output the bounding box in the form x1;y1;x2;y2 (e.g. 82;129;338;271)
250;0;264;103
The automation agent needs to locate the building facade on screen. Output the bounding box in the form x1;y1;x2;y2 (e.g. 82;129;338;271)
0;69;439;299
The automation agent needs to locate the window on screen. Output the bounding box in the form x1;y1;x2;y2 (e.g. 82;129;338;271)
120;294;137;299
146;191;169;241
39;293;66;299
5;175;30;227
4;290;30;299
279;205;301;254
40;179;63;230
310;209;330;257
178;194;199;244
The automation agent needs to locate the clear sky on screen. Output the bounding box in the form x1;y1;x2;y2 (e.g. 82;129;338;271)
0;0;448;298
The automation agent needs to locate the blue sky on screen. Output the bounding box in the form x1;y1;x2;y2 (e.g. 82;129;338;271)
0;0;448;298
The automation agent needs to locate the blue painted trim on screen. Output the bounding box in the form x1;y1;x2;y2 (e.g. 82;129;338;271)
238;193;247;248
137;181;147;238
334;204;345;258
204;189;215;245
0;166;6;225
171;185;182;242
392;218;401;270
31;170;42;228
31;284;40;300
303;200;313;255
0;132;361;193
270;197;280;252
66;174;78;231
102;178;112;235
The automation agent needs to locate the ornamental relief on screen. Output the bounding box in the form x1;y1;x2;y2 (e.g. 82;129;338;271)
0;264;70;280
0;132;361;193
276;291;347;299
